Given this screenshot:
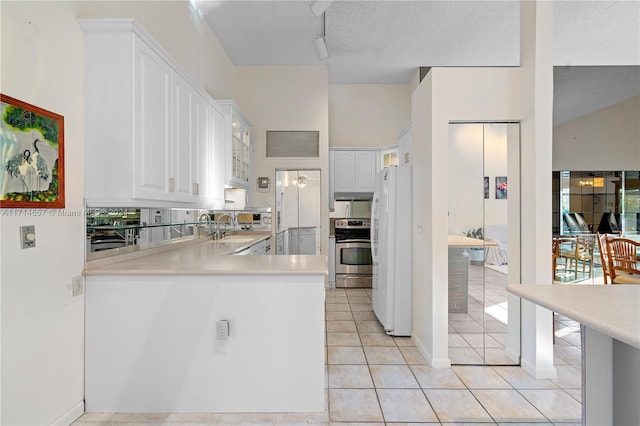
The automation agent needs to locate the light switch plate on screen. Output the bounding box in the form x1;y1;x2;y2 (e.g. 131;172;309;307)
20;225;36;249
72;275;84;297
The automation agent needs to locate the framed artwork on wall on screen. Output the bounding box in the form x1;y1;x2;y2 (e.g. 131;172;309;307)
496;176;508;199
484;176;489;199
0;94;65;208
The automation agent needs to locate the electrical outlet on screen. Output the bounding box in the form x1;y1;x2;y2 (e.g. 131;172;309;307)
216;320;229;340
72;275;84;297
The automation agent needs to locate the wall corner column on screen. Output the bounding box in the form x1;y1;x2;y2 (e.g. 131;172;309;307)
519;0;556;379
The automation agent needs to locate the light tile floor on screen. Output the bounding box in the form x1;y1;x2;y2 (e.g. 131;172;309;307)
73;287;582;425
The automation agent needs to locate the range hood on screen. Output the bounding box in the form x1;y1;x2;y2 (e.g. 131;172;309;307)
334;192;374;201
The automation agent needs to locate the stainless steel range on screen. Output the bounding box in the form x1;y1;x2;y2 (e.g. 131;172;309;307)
334;218;372;288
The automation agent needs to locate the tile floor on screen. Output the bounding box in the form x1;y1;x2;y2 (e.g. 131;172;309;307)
448;262;592;366
74;287;583;425
448;264;516;365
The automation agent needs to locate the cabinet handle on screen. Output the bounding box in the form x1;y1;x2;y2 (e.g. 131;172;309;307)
169;178;175;192
193;182;199;195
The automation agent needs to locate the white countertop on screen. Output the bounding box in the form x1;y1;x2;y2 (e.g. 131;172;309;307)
507;284;640;349
448;235;498;247
84;234;327;276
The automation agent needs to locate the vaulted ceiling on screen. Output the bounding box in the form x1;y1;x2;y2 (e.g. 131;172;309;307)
196;1;640;124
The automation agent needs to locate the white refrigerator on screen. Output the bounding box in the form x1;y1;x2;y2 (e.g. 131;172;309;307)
371;165;412;336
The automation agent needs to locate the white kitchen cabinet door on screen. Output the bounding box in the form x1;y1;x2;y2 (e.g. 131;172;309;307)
217;100;253;192
355;151;376;192
172;72;194;202
379;147;399;170
209;105;226;208
333;151;356;192
133;38;173;202
192;93;211;204
397;122;412;165
332;149;377;193
289;227;317;255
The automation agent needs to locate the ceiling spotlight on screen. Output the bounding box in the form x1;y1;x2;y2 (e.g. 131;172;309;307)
314;36;329;60
310;0;334;17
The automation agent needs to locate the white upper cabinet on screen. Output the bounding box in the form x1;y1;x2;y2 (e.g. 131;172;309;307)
209;106;227;208
172;72;195;202
191;91;213;205
331;149;378;194
396;122;412;165
379;147;399;169
333;151;356;193
80;19;220;207
217;100;253;191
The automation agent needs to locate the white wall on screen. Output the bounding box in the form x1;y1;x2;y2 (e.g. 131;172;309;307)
0;1;234;424
411;67;522;368
233;66;329;256
329;84;411;148
553;95;640;171
518;0;556;379
1;3;85;424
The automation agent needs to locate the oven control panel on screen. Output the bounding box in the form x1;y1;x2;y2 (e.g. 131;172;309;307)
335;219;370;229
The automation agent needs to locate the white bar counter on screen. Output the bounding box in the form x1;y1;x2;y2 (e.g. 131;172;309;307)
507;284;640;426
83;237;327;414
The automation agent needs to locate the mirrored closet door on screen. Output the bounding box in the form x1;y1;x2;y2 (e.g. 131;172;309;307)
448;122;520;365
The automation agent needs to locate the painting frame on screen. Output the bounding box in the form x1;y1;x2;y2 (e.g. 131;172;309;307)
495;176;507;199
483;176;490;199
1;94;65;208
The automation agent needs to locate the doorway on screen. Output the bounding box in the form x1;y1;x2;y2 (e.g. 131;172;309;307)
275;169;321;255
447;122;520;365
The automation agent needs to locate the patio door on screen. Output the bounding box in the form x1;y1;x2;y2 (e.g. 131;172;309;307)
447;122;520;365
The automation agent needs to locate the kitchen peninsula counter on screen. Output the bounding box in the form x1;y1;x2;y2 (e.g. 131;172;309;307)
84;234;327;414
507;284;639;426
84;235;327;276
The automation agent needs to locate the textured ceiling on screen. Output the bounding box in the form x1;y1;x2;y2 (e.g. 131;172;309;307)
197;0;640;124
200;0;520;83
553;66;640;126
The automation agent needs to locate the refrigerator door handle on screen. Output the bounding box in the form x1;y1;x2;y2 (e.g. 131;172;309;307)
371;192;379;263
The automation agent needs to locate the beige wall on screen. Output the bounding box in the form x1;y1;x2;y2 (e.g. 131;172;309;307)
0;1;233;424
233;66;330;256
75;0;235;99
553;95;640;171
329;84;411;148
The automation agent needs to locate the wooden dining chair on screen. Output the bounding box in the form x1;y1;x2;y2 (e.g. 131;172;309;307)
560;234;595;280
606;237;640;284
552;237;561;280
596;233;615;284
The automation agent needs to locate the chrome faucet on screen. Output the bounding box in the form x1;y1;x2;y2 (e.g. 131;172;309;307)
214;213;233;240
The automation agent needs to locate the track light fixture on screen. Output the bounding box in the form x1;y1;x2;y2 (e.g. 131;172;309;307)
314;9;329;60
310;0;334;17
314;36;329;60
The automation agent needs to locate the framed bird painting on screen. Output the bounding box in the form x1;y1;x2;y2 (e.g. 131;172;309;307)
0;94;65;208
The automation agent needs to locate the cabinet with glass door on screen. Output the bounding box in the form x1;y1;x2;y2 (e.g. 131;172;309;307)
218;100;253;190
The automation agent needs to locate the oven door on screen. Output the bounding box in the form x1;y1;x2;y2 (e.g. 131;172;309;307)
335;240;372;275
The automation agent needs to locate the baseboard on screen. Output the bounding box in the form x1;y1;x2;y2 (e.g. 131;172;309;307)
521;358;557;380
412;334;451;368
52;400;84;426
504;346;520;363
